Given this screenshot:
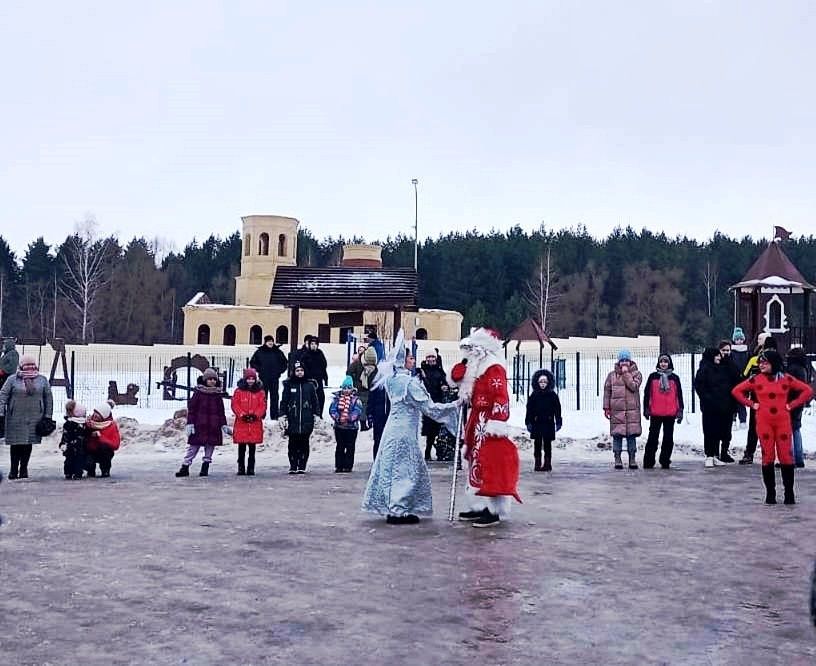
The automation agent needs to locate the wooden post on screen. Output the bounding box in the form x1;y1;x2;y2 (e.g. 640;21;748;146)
392;306;401;342
291;306;300;353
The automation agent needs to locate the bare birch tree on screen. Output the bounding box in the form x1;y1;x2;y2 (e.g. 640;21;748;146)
61;217;115;343
702;260;718;318
524;245;559;333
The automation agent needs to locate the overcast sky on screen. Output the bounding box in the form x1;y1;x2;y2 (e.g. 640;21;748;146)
1;1;814;256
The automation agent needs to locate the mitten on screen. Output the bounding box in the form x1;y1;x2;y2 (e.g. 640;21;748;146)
221;425;232;436
676;411;683;424
185;424;195;436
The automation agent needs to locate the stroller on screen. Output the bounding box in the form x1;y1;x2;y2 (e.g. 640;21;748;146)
434;386;460;462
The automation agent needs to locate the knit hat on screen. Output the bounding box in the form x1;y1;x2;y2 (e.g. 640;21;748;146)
757;332;770;347
758;349;784;375
656;354;673;370
340;375;354;389
243;367;258;380
732;327;746;343
19;354;38;369
73;403;87;418
93;402;112;420
263;335;274;343
617;349;632;362
202;367;219;381
293;361;304;371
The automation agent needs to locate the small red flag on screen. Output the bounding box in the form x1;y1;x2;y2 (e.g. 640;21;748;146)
773;225;791;241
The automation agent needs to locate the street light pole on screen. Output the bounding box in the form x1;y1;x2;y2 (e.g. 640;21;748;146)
412;178;418;271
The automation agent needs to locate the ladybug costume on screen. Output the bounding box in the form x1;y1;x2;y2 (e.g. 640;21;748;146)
732;350;812;504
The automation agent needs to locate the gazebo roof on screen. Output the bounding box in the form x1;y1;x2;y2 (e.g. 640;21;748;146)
269;266;418;310
504;317;558;350
730;241;815;291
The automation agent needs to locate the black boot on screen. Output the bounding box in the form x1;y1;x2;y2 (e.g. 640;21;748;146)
534;450;542;472
199;461;210;477
237;444;246;475
8;447;20;479
543;441;552;472
761;464;776;504
719;443;735;464
781;464;796;505
247;445;256;475
175;464;190;477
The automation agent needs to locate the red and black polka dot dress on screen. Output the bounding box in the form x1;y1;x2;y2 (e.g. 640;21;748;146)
732;373;813;465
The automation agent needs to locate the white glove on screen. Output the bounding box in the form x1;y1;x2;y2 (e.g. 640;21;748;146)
221;425;233;436
185;424;195;436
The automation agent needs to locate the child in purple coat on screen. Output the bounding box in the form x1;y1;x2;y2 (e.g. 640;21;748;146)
176;368;228;477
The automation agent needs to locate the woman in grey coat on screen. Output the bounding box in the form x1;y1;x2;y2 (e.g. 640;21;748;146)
0;354;53;479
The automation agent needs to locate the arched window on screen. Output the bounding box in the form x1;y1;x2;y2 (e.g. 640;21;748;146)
258;233;270;256
764;295;787;333
244;233;251;256
249;325;263;345
223;324;236;346
278;233;287;257
276;325;289;345
197;324;210;345
415;327;428;340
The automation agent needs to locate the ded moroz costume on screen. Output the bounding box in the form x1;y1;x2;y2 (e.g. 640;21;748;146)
450;328;521;527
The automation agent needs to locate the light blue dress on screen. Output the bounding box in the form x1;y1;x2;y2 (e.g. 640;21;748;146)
362;370;459;517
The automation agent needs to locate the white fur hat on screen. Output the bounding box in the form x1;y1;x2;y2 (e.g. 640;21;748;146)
460;327;503;354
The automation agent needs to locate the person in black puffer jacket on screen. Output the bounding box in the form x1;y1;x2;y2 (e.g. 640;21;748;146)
525;369;562;472
418;350;449;460
279;361;319;473
786;346;812;468
694;347;736;468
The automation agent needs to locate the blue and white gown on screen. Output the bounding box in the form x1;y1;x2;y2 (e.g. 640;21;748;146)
361;370;459;517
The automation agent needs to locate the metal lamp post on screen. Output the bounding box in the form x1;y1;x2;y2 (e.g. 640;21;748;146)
412;178;418;271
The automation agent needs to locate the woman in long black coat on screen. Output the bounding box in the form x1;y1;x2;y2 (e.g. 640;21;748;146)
525;369;562;472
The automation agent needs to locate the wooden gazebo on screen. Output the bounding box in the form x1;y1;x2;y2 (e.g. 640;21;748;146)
269;266;418;346
503;317;558;368
729;241;815;353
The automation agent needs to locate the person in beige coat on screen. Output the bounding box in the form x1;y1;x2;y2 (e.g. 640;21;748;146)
603;349;643;470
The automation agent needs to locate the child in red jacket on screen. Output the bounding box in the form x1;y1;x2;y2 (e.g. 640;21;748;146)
231;368;267;475
732;350;813;504
85;400;121;478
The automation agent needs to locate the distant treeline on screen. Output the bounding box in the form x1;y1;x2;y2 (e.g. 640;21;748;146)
1;224;814;352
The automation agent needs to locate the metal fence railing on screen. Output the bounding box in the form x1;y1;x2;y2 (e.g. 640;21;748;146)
508;350;703;413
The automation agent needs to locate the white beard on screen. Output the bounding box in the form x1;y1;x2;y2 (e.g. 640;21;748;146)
459;349;502;403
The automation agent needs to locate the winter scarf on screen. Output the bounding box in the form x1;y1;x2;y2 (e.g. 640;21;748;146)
657;369;673;392
334;391;354;424
198;383;222;395
87;417;113;431
17;366;40;395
